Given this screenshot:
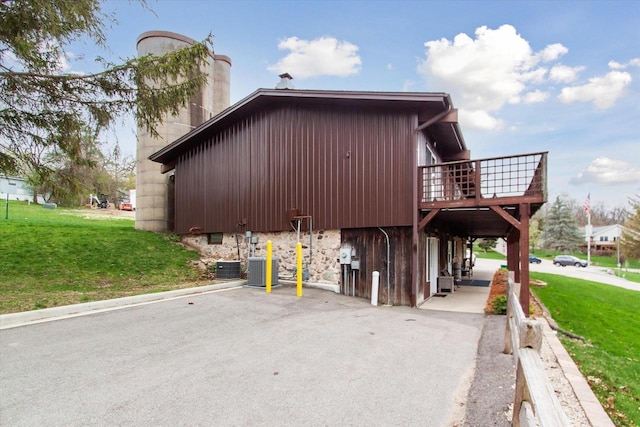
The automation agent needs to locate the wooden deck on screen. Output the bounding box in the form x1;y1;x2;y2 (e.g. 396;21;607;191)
419;152;547;210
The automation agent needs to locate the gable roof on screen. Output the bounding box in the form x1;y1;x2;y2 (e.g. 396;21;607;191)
149;89;467;165
584;224;624;237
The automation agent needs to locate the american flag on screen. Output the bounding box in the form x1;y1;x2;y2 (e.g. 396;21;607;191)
584;193;591;216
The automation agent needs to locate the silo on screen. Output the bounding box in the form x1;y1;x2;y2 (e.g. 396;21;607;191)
135;31;231;232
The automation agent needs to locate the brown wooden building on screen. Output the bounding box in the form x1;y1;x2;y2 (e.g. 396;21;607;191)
150;86;547;309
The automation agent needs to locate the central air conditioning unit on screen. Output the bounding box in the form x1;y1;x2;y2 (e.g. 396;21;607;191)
247;257;279;287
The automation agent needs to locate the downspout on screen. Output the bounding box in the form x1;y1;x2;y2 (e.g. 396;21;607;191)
378;227;391;305
412;98;452;306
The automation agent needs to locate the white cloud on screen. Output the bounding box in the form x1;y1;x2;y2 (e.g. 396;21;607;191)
268;36;361;78
459;109;504;131
417;24;568;130
522;90;550;103
549;64;584;83
609;58;640;69
39;39;72;73
608;60;625;70
536;43;568;62
558;70;632;109
386;63;394;70
570;157;640;185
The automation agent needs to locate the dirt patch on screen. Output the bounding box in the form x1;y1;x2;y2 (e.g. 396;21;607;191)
66;207;135;220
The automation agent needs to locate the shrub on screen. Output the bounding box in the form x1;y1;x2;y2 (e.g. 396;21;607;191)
491;295;508;315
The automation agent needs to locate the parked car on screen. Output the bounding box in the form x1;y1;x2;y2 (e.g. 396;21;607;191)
553;255;588;267
529;255;542;264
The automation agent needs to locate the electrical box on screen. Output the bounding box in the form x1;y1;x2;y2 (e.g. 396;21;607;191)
339;247;352;265
351;259;360;270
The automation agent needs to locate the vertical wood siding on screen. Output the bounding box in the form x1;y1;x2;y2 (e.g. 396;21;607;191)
341;227;413;306
174;103;417;234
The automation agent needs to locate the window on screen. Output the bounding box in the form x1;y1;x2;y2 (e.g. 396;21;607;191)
208;233;223;244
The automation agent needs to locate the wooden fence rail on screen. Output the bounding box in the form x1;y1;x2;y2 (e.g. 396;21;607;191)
504;280;570;427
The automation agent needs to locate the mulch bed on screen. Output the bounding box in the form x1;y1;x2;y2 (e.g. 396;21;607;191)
484;269;543;317
485;269;508;313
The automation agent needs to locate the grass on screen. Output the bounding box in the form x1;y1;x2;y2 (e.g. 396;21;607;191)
0;201;203;314
473;246;506;260
531;272;640;427
615;270;640;283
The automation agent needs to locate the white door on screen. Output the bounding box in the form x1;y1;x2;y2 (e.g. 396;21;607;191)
428;238;439;295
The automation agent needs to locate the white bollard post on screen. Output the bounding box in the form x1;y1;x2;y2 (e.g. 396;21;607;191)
371;271;380;306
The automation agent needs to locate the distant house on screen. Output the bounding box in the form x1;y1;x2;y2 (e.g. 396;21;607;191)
149;83;547;307
0;175;45;203
583;224;624;254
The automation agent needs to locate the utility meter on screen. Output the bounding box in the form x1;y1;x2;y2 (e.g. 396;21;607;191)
339;247;352;265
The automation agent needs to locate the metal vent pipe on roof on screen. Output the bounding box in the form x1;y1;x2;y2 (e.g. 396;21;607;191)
275;73;295;89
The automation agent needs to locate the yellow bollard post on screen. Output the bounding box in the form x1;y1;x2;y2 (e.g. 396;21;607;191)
296;242;303;297
266;240;272;293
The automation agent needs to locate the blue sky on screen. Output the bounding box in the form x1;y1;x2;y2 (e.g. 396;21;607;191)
73;0;639;209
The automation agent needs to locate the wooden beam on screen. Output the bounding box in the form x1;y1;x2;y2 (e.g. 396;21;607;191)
519;203;530;317
507;231;520;283
439;108;458;123
443;150;471;161
419;194;545;210
418;209;441;232
161;161;176;174
490;205;521;230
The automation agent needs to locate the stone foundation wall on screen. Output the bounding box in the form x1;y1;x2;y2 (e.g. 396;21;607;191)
182;230;341;285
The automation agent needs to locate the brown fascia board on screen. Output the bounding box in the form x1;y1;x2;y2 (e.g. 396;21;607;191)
148;89;458;165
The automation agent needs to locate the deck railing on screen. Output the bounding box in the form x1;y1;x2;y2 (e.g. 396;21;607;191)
419;152;547;205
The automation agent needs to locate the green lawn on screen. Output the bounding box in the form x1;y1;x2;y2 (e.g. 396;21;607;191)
473;246;506;260
0;201;202;314
531;272;640;427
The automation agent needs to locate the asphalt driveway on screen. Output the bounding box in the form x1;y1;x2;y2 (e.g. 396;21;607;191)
1;286;484;426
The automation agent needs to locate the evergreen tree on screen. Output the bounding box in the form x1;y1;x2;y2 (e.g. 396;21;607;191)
0;0;212;195
540;196;584;252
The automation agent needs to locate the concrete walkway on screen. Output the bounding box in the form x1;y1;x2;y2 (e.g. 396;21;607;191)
420;262;494;314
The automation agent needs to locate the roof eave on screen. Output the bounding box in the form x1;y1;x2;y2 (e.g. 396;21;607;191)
149;89;456;165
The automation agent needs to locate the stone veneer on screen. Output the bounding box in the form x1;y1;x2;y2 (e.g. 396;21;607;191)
182;229;342;285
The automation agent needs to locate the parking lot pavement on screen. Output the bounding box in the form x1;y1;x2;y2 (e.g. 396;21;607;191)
1;285;484;426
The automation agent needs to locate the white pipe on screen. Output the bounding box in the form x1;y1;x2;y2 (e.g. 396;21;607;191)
378;227;391;305
371;271;380;306
343;265;348;295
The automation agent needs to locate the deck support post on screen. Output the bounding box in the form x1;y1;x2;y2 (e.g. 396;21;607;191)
507;231;520;283
519;203;530;317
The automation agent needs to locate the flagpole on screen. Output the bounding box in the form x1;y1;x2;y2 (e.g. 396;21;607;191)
587;211;591;266
585;193;591;267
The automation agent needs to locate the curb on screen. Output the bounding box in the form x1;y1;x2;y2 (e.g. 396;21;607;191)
541;320;615;427
0;281;245;330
